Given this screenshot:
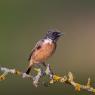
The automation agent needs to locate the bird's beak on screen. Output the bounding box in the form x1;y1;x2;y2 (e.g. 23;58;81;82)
58;32;64;36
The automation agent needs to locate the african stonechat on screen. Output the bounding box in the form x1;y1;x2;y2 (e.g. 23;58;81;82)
26;30;63;75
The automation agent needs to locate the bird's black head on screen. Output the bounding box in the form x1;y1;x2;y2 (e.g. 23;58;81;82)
44;30;64;42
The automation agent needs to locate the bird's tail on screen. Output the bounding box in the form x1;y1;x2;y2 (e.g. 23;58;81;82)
26;67;32;74
26;62;33;74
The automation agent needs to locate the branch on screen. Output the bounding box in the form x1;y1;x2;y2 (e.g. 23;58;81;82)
0;65;95;94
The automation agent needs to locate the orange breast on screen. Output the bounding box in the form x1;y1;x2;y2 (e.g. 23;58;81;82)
32;43;56;63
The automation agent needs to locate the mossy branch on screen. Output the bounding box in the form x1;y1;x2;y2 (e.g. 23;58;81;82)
0;64;95;94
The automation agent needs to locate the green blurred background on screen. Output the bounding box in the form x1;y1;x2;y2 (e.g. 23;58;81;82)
0;0;95;95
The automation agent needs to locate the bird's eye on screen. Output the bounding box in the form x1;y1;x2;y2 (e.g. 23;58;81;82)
53;32;57;36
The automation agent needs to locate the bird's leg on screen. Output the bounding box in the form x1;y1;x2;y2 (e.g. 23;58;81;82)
42;63;54;86
47;64;54;79
42;62;47;67
42;63;54;79
34;63;45;76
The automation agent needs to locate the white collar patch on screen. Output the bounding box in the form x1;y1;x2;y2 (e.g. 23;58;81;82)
44;38;52;44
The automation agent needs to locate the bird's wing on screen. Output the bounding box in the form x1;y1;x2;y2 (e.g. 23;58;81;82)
28;39;44;61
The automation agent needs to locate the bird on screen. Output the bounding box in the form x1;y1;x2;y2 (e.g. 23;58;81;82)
26;30;63;75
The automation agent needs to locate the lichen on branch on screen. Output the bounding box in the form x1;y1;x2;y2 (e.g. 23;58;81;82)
0;64;95;94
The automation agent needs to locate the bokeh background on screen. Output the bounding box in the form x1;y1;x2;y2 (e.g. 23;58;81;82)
0;0;95;95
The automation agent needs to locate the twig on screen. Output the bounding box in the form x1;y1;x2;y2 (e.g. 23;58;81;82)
0;65;95;94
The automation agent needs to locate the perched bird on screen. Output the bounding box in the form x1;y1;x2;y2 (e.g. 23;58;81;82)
26;30;63;75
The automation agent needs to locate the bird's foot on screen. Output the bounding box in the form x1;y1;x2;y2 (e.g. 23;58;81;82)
45;64;54;78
